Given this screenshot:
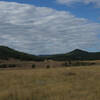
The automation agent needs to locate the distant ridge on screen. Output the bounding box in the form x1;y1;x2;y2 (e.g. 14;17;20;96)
0;46;43;61
44;49;100;61
0;46;100;61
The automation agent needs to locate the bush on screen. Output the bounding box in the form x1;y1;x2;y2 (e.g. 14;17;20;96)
73;62;81;66
0;64;7;68
8;64;16;68
62;62;68;67
67;72;76;76
32;64;36;68
46;65;50;69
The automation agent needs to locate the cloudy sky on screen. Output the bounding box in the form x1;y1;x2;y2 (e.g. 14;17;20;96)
0;0;100;55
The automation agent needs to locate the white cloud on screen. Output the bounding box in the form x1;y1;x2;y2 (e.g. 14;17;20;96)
57;0;100;7
0;1;100;54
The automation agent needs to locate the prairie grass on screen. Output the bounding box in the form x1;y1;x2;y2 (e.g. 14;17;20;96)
0;66;100;100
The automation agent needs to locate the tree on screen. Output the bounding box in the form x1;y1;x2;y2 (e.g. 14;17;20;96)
32;64;36;68
46;65;50;69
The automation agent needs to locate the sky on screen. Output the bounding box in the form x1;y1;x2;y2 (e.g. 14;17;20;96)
0;0;100;55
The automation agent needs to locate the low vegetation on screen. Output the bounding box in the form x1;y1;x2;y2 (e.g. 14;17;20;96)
46;65;50;69
0;66;100;100
32;64;36;68
62;61;96;67
0;64;16;68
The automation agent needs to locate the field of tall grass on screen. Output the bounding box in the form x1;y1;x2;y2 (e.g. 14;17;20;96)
0;66;100;100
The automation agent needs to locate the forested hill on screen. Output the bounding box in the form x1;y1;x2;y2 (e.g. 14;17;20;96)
0;46;100;61
0;46;43;61
44;49;100;61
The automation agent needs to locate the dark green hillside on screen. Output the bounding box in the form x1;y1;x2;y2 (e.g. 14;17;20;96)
0;46;43;61
45;49;100;61
0;46;100;61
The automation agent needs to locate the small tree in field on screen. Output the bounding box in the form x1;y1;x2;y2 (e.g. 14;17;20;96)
0;64;7;68
8;64;16;68
62;62;68;67
68;60;72;66
32;64;36;68
46;65;50;69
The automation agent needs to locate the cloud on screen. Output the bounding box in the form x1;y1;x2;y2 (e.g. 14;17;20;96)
0;1;100;54
57;0;100;7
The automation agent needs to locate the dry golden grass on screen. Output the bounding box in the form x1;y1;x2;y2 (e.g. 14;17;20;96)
0;65;100;100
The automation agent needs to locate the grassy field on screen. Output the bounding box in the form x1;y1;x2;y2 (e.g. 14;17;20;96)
0;66;100;100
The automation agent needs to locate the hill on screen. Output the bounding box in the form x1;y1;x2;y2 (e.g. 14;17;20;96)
0;46;100;61
45;49;100;61
0;46;43;61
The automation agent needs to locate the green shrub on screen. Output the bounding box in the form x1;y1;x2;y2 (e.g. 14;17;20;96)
46;65;50;69
8;64;16;68
32;64;36;68
62;62;68;67
0;64;7;68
